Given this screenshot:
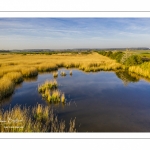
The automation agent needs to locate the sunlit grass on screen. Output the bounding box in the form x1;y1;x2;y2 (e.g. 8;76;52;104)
0;52;122;77
38;80;58;93
37;63;58;72
38;80;66;103
41;88;66;103
4;72;23;84
78;61;123;72
0;77;15;100
61;93;65;103
129;62;150;78
0;104;76;132
21;67;38;77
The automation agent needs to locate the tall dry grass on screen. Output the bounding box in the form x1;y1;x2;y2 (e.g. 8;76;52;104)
0;77;15;100
21;67;38;77
4;72;23;84
37;63;58;72
0;104;76;132
38;80;58;93
129;62;150;78
0;52;123;77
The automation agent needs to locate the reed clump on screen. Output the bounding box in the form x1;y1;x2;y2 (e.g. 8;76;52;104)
0;104;76;132
60;71;66;76
61;93;65;103
43;90;62;103
41;88;66;103
0;77;15;100
38;80;66;103
21;67;38;77
69;70;72;75
53;72;58;78
38;80;58;93
4;72;23;84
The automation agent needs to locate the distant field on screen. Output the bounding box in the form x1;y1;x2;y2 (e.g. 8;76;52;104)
130;50;150;59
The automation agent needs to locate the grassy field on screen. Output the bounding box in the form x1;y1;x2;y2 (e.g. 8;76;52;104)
130;50;150;59
0;52;122;75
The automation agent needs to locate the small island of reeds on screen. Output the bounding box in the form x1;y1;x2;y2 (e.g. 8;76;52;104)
38;80;66;103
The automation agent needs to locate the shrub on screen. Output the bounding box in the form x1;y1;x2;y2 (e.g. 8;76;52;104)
124;55;143;66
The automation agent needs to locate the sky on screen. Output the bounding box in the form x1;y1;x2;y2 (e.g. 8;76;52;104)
0;18;150;50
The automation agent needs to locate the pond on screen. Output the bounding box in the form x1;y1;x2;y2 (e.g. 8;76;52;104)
1;69;150;132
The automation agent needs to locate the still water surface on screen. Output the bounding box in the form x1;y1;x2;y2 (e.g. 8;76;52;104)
1;69;150;132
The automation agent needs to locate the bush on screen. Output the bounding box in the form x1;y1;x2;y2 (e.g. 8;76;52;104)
109;52;123;62
124;55;143;66
106;51;113;57
97;51;123;63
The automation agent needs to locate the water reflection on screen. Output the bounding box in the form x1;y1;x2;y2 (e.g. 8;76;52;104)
24;76;38;82
0;95;12;107
1;69;150;132
116;71;150;85
115;71;140;86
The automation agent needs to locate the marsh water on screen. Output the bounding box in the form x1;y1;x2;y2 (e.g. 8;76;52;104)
1;69;150;132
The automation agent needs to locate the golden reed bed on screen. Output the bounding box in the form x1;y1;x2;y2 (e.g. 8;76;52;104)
0;52;122;100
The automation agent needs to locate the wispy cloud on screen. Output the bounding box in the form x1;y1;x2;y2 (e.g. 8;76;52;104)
0;18;150;49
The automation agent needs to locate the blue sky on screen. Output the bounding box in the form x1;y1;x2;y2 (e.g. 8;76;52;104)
0;18;150;49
